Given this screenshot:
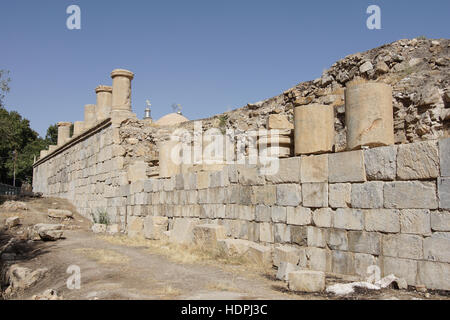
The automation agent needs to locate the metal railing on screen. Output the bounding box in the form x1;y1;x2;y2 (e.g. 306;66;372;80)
0;183;21;196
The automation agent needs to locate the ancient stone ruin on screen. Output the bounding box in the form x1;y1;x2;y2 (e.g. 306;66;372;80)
32;39;450;291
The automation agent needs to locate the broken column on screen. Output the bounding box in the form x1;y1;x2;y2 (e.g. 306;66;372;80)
294;104;334;155
111;69;135;123
73;121;84;136
57;122;72;146
259;115;293;158
95;85;113;121
159;140;182;178
84;104;97;129
345;82;394;150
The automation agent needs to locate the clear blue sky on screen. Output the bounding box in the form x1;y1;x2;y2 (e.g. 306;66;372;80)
1;0;449;137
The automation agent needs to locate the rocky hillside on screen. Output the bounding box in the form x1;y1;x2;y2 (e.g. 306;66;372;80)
119;38;449;165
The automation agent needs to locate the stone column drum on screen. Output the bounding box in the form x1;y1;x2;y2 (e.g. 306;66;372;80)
345;82;394;150
95;85;113;120
294;104;334;155
73;121;85;136
111;69;134;112
258;129;292;158
40;150;48;159
158;140;181;178
84;104;97;129
57;122;72;146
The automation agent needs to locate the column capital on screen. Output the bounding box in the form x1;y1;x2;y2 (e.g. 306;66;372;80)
111;69;134;80
95;85;113;93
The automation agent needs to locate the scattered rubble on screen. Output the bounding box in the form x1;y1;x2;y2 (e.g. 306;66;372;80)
30;223;65;241
6;216;20;228
1;201;28;211
326;274;408;296
32;289;63;300
4;265;48;296
47;209;73;219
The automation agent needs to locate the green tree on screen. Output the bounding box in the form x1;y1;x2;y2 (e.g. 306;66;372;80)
45;123;58;145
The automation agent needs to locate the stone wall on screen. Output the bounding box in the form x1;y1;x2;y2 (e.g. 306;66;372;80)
115;139;449;290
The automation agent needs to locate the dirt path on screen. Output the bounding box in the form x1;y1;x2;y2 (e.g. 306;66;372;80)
1;197;448;300
10;229;299;300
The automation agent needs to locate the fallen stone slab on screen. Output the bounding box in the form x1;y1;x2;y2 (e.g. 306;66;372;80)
144;216;168;240
39;229;64;241
6;216;20;228
326;281;380;295
32;289;63;300
192;224;226;247
288;270;326;292
276;262;300;281
30;224;64;241
92;224;107;234
5;265;48;295
247;242;272;265
326;274;408;296
217;239;252;256
1;201;28;211
107;224;120;234
169;218;200;245
48;209;73;219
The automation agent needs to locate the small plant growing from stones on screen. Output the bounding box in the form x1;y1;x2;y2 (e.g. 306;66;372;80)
217;114;229;134
91;209;110;225
417;35;427;40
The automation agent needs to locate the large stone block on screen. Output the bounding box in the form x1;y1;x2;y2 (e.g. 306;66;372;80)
439;138;450;177
423;237;450;263
144;216;168;240
329;150;366;183
351;182;384;209
259;222;274;243
328;183;351;208
307;227;326;248
255;205;271;222
277;262;300;281
333;208;364;230
384;181;438;209
300;154;328;183
253;185;276;205
273;245;301;267
287;206;312;226
305;247;332;272
383;257;418;286
294;104;334;155
288;270;325;292
302;183;328;208
382;234;423;259
347;231;381;255
312;208;333;228
274;223;291;243
431;211;450;231
331;250;355;275
265;157;301;183
364;209;400;233
267;114;294;130
397;141;439;180
417;261;450;290
400;209;431;235
438;178;450;209
127;161;147;183
271;206;287;223
197;172;210;190
238;167;265;186
127;216;144;238
217;239;251;256
169;218;200;245
247;242;272;264
354;253;378;280
276;184;301;206
364;145;397;180
326;229;348;251
193;224;226;246
290;226;307;246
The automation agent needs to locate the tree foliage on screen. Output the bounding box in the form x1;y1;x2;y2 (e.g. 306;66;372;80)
0;70;54;186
